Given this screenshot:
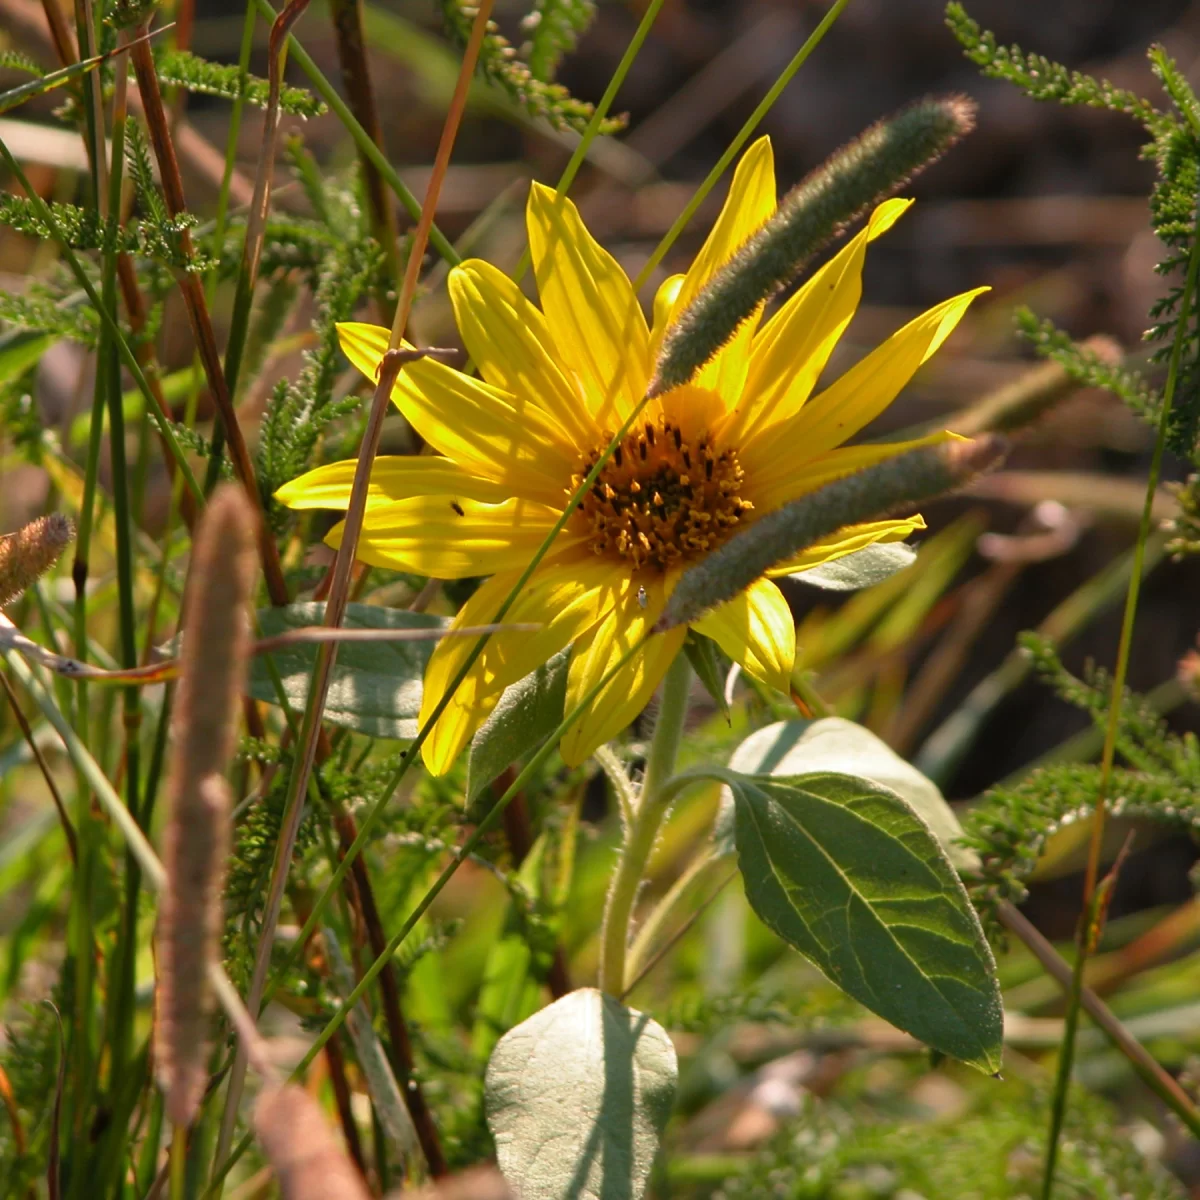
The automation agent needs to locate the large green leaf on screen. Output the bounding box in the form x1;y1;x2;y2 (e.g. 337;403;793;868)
466;651;568;804
727;769;1002;1072
716;718;977;871
789;541;916;591
485;988;677;1200
247;602;445;739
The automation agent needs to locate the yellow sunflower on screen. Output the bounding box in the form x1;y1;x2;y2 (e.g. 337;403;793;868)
277;136;986;775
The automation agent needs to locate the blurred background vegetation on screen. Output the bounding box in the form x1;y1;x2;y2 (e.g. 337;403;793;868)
5;0;1200;1195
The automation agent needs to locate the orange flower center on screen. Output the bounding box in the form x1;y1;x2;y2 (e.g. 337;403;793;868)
571;417;753;572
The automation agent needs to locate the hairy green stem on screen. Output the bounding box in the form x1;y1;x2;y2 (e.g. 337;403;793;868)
625;846;717;986
599;652;692;995
633;0;853;290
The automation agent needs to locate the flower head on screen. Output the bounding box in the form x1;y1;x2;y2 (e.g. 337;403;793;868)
278;137;986;774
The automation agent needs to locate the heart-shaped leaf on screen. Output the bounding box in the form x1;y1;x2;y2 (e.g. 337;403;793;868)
790;541;916;591
727;769;1002;1073
485;988;677;1200
466;651;568;804
716;718;976;871
248;602;445;739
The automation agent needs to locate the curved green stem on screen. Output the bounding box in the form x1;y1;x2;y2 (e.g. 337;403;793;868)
599;652;692;995
625;846;718;986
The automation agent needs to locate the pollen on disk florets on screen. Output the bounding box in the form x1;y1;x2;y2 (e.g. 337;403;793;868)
571;416;753;572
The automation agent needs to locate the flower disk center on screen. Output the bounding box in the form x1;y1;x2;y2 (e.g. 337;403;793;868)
572;418;753;572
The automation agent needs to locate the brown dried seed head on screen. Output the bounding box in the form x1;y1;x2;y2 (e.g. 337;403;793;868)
0;514;74;608
172;484;259;783
254;1085;370;1200
155;485;259;1127
157;774;231;1126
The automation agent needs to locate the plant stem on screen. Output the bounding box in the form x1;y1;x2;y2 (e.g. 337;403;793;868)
328;0;400;307
1040;183;1200;1199
206;636;650;1193
625;847;717;985
599;652;691;996
254;0;460;268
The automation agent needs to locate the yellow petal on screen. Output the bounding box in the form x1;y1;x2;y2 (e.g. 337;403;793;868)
649;274;685;352
751;287;988;463
558;578;688;766
661;136;776;403
419;557;624;774
693;577;795;693
722;198;913;447
448;260;599;450
325;494;572;578
274;456;510;511
420;570;516;776
337;321;577;505
765;516;926;577
526;182;651;426
742;430;958;513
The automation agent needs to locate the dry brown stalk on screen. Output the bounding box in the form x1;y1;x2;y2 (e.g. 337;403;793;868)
328;0;400;311
0;514;74;609
253;1085;371;1200
156;485;258;1126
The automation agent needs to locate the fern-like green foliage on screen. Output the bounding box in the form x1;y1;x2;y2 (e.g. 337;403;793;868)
1015;307;1161;426
949;5;1200;463
0;175;202;272
962;637;1200;928
720;1072;1183;1199
0;983;69;1191
0;50;45;78
440;0;624;136
523;0;596;84
122;119;208;271
1142;54;1200;462
146;50;325;118
0;282;99;347
945;4;1165;129
257;220;384;530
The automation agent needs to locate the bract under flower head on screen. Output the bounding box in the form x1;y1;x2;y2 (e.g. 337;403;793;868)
277;136;987;774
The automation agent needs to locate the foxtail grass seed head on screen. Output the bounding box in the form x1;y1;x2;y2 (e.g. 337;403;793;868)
658;434;1007;631
155;484;258;1127
157;775;232;1126
0;514;74;609
172;484;259;784
651;95;977;395
254;1085;371;1200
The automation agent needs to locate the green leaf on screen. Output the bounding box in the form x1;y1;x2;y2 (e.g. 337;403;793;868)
790;541;916;591
467;651;568;804
716;718;977;871
726;769;1002;1072
247;603;445;739
486;988;677;1200
683;631;729;723
0;329;53;387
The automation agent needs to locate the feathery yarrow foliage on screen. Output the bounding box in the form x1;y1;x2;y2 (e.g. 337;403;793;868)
962;638;1200;930
144;50;325;118
440;0;625;135
523;0;597;83
1015;308;1160;425
949;4;1200;464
